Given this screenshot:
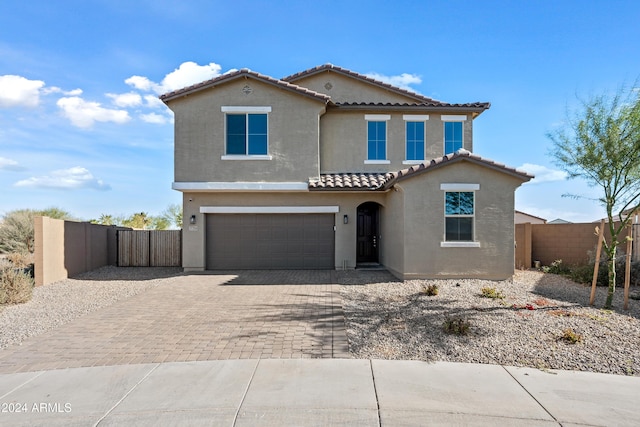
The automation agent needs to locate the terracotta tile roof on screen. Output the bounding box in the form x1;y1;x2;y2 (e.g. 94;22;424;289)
160;69;332;103
309;150;533;191
282;63;439;103
383;149;533;188
308;173;394;191
334;101;490;112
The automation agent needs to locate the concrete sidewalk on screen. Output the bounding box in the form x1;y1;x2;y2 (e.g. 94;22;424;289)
0;359;637;426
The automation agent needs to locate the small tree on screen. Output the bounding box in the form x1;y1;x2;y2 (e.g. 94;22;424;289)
161;203;183;229
0;207;74;254
548;84;640;308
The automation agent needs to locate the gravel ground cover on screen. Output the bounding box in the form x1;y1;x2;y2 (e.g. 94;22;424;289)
0;266;181;349
340;270;640;376
2;266;639;376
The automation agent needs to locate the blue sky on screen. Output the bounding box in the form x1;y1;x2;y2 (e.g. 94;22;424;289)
1;0;639;222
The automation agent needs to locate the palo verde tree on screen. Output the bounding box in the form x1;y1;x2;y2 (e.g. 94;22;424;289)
548;83;640;308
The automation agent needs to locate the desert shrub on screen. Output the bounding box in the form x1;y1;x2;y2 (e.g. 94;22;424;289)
558;328;583;344
443;316;471;335
542;259;571;275
569;260;640;287
6;252;34;269
421;284;439;296
480;286;504;299
0;266;34;305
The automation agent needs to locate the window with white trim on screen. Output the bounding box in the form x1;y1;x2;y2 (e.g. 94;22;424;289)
222;106;271;158
444;121;463;154
405;121;425;161
365;114;390;163
444;191;474;241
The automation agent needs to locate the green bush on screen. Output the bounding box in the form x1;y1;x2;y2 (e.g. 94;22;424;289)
0;266;34;305
443;316;471;335
542;259;571;275
567;260;640;287
421;284;439;296
480;286;505;299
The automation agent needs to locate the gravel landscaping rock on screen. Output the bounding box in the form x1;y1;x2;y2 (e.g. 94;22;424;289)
340;270;640;376
0;266;181;349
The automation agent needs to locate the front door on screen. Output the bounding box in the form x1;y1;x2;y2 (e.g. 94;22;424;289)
357;203;379;264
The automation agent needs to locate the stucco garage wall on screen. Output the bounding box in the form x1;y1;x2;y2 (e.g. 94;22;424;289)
398;162;523;280
182;191;388;271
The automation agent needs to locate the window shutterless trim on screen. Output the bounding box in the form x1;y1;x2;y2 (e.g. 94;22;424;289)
221;106;272;113
440;242;481;248
221;155;273;160
364;114;390;121
364;160;391;164
441;114;467;121
403;114;429;121
440;183;480;191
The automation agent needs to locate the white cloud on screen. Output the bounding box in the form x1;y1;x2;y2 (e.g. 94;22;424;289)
14;166;111;191
518;163;569;184
140;112;170;124
126;61;223;94
56;96;131;128
144;94;165;109
125;75;155;92
364;72;422;92
0;157;26;172
42;86;83;96
0;75;45;108
106;92;143;108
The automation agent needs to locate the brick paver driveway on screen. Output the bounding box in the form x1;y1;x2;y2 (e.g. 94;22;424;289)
0;270;350;374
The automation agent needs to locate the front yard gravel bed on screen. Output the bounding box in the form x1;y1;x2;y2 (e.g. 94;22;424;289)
340;270;640;376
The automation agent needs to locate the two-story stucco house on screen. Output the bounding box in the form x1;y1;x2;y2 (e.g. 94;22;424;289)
160;64;532;279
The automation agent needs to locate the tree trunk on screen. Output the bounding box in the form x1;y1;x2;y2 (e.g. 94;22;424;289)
605;246;617;308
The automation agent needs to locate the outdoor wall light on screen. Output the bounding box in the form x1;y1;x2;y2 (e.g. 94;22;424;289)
190;215;197;225
343;215;348;224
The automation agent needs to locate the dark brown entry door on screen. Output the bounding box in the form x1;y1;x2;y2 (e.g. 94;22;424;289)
357;203;379;264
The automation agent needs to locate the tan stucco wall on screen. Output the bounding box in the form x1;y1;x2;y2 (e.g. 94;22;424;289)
397;162;523;280
168;78;326;183
287;71;420;104
34;217;116;286
319;111;474;173
181;191;389;271
380;186;405;277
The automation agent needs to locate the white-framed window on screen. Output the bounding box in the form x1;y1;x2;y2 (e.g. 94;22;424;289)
364;114;391;164
440;183;480;248
442;115;466;155
221;106;272;160
403;115;428;164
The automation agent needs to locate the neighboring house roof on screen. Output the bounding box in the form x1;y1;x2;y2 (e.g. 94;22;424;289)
548;218;572;224
309;149;533;191
515;210;547;224
282;63;439;104
160;69;332;104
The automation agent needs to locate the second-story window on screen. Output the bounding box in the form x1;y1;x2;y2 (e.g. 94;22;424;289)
444;121;463;154
403;115;429;163
364;114;391;164
221;106;271;159
226;114;268;155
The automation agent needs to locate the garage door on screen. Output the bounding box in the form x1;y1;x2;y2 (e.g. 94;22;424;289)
206;213;335;269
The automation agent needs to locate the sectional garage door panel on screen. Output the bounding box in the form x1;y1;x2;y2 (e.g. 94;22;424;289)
206;214;335;269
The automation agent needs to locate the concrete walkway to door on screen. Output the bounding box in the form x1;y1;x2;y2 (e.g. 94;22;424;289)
0;270;349;374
